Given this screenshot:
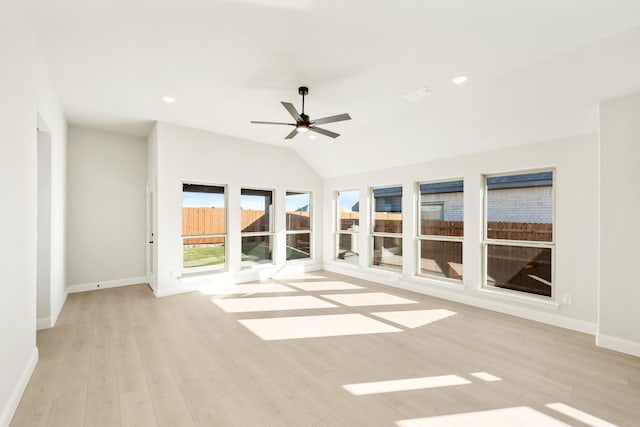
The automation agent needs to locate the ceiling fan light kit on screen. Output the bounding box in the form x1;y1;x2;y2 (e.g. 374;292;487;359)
251;86;351;139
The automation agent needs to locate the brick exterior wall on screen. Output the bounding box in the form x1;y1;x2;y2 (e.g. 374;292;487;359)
421;192;464;221
421;187;552;224
487;186;553;223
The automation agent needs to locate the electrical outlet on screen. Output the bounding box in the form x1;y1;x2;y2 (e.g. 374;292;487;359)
562;294;573;305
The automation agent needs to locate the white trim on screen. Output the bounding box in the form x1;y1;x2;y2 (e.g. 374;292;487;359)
67;276;148;293
475;287;559;310
36;316;51;330
36;288;68;330
394;278;594;334
596;334;640;358
154;264;323;298
324;263;402;286
0;347;38;427
325;264;596;335
51;288;68;326
154;285;198;298
409;274;466;291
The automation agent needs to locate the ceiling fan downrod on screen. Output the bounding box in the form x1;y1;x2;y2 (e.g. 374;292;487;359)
298;86;308;115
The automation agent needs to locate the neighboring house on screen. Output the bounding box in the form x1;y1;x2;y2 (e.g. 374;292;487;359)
349;172;552;224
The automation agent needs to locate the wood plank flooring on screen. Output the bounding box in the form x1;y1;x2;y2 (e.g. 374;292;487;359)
11;271;640;426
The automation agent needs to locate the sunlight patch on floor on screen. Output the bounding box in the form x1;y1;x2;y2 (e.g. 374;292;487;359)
287;281;365;291
545;403;618;427
212;295;336;313
470;372;502;382
396;406;572;427
321;292;418;307
202;283;297;295
343;375;470;396
239;313;402;340
371;309;456;328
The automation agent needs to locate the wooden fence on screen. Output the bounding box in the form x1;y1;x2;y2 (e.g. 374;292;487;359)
338;217;552;296
184;209;551;295
182;208;310;245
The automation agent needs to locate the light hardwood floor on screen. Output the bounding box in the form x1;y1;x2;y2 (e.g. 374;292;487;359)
11;271;640;426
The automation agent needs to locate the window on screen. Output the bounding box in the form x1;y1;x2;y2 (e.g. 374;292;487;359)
182;184;226;270
484;171;554;297
286;191;311;260
417;180;463;280
241;188;273;266
371;186;403;270
336;190;359;264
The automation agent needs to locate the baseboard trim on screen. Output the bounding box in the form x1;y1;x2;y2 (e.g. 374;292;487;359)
36;289;69;330
596;334;640;357
67;276;148;294
0;347;38;427
154;264;323;298
36;316;51;330
51;289;68;326
324;264;597;336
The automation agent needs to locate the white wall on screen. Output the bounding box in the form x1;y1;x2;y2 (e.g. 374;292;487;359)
66;127;147;291
152;122;323;296
0;1;67;425
324;134;599;334
598;93;640;357
146;124;158;290
36;129;52;327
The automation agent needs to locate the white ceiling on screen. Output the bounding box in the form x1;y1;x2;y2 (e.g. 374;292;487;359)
23;0;640;177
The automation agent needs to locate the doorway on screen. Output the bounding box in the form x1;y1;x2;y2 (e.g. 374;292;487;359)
36;124;52;329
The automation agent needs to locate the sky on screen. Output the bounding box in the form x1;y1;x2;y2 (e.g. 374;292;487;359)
182;192;224;208
338;190;359;211
183;191;310;211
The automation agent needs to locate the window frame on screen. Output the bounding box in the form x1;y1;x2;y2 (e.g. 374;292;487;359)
181;182;227;273
482;169;556;299
370;185;403;271
335;189;360;265
416;179;464;282
285;190;312;262
240;187;275;267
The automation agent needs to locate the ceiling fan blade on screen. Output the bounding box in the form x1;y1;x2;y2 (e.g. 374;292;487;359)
312;113;351;125
285;128;299;139
309;126;339;138
250;121;295;126
281;102;302;121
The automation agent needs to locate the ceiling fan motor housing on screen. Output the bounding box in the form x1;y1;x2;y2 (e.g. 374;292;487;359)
250;85;350;139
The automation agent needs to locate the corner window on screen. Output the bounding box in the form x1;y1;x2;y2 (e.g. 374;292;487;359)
286;191;311;261
371;186;403;270
336;190;360;264
417;180;463;280
241;188;273;266
484;171;554;297
182;184;226;270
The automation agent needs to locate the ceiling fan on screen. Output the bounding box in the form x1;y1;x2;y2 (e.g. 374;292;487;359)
251;86;351;139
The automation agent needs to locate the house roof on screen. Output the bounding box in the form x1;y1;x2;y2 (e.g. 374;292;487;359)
487;171;553;190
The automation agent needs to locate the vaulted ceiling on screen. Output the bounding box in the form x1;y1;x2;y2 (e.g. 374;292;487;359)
23;0;640;176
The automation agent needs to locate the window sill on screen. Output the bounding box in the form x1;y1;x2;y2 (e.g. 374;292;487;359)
370;265;403;275
286;258;313;264
474;287;559;310
182;265;225;276
331;259;360;269
241;262;275;271
410;275;466;291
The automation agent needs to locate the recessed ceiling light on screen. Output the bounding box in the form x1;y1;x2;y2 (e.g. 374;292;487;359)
452;75;468;85
162;96;176;103
309;134;317;140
